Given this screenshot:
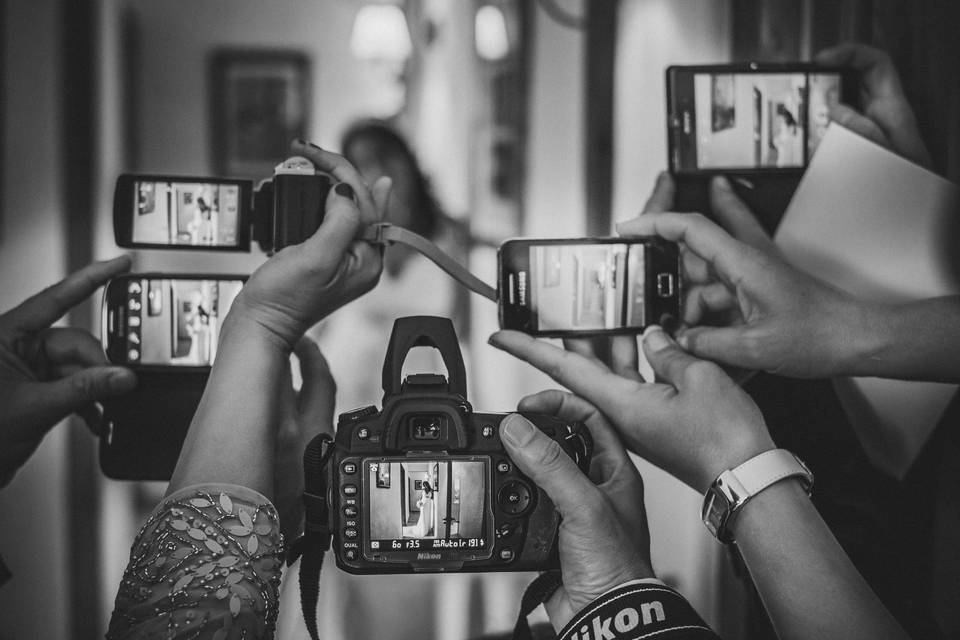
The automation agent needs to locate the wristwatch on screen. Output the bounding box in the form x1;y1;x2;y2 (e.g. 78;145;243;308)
701;448;813;544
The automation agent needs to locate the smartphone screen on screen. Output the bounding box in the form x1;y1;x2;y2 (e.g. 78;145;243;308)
114;175;252;250
669;67;852;173
104;276;245;367
499;239;680;336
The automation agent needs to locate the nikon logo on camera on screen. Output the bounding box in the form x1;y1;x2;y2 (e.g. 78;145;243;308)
566;601;665;640
417;552;442;561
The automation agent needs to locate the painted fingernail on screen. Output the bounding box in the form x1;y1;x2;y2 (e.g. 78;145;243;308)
643;325;672;352
487;332;502;347
335;182;355;199
500;414;535;446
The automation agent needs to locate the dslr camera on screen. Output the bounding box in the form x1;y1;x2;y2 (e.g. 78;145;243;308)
113;156;332;254
324;316;592;574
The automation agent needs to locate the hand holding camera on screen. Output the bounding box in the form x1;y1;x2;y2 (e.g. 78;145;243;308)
0;256;137;487
230;140;393;350
501;390;654;630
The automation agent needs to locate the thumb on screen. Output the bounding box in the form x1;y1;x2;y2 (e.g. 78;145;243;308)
29;367;136;430
641;325;712;389
500;413;597;518
294;337;336;429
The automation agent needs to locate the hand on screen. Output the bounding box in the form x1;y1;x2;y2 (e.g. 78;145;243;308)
232;140;393;349
491;327;775;494
618;204;871;379
273;337;336;541
500;390;653;629
815;43;931;168
0;256;137;487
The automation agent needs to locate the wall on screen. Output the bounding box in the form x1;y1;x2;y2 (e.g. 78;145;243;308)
0;0;69;637
614;0;732;628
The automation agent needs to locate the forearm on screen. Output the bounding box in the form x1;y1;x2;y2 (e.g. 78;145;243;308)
844;296;960;383
168;308;291;498
732;480;908;640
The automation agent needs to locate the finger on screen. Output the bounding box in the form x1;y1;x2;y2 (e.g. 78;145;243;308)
674;325;754;369
2;255;132;332
294;337;336;432
518;389;631;477
11;367;136;441
489;330;640;411
681;246;712;284
36;328;109;368
370;176;393;222
609;335;642;382
642;325;716;389
304;183;366;257
682;282;737;326
291;140;378;224
617;212;759;289
641;171;675;214
828;103;890;148
709;176;774;251
562;337;604;363
78;403;104;437
500;413;600;515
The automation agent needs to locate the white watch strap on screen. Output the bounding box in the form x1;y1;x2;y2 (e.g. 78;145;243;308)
729;448;811;495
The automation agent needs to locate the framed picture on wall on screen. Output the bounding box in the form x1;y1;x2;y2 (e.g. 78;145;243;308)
210;49;311;178
376;463;391;489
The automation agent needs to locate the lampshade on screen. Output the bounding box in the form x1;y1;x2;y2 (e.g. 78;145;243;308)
475;4;510;61
350;4;413;62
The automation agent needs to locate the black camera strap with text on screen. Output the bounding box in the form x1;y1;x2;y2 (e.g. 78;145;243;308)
363;223;498;302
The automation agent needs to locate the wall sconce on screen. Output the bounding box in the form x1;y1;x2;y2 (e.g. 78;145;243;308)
350;4;413;63
475;4;510;62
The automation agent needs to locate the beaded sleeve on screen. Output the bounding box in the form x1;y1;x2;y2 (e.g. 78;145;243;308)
106;484;285;640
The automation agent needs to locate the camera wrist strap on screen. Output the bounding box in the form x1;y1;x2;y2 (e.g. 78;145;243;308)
287;433;335;640
511;570;564;640
363;223;498;302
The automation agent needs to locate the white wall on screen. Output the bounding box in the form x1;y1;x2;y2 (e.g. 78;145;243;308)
614;0;732;628
0;1;70;637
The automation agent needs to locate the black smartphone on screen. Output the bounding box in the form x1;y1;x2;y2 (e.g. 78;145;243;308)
498;238;681;337
666;63;858;231
113;174;253;251
101;274;247;370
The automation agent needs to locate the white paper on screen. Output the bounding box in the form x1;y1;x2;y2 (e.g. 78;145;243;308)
775;123;960;478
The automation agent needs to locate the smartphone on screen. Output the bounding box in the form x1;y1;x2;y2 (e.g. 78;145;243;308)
113;174;253;251
666;63;858;231
498;238;681;337
667;63;858;173
101;274;247;369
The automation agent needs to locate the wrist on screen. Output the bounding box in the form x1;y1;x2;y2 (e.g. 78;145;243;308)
222;294;301;354
697;429;776;494
830;296;889;377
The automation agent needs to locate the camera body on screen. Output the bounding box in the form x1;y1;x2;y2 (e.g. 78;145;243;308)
253;156;333;253
112;156;332;254
327;316;592;574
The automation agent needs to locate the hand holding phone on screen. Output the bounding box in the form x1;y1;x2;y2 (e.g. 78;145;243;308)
498;237;681;337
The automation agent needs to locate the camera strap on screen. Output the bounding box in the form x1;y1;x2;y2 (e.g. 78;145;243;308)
287;433;335;640
511;570;564;639
363;223;498;302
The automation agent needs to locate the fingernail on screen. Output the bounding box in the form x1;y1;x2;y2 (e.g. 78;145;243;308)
675;331;689;350
714;175;731;191
335;182;355;199
487;332;502;347
643;325;672;352
500;414;535;446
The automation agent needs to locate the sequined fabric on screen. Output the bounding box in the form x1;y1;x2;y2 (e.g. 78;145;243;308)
107;484;284;640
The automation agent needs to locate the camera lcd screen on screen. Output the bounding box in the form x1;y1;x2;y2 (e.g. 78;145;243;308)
123;278;244;366
366;459;489;553
687;72;841;170
131;180;242;248
525;243;645;332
